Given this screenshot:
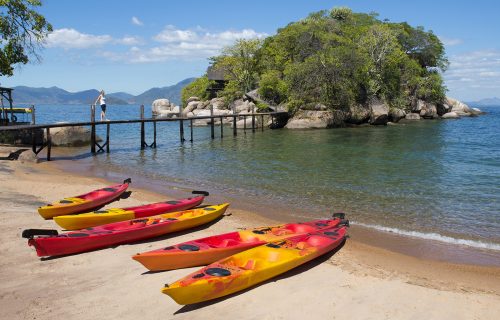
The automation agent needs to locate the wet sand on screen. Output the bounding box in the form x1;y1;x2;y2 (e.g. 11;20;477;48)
0;159;499;319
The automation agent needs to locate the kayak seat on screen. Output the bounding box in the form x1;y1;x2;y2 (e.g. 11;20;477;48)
102;188;117;192
218;239;240;248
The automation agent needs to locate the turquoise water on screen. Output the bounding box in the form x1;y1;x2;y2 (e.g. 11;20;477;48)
33;104;500;251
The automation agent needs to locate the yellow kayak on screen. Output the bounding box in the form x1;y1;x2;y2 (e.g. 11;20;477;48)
162;224;348;305
53;193;207;230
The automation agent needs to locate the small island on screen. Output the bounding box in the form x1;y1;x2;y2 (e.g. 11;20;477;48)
167;7;482;129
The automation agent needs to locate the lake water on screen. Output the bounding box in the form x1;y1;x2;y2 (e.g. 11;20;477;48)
32;104;500;261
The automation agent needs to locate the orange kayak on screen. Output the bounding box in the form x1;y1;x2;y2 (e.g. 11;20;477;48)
163;224;348;305
37;179;131;219
133;214;345;271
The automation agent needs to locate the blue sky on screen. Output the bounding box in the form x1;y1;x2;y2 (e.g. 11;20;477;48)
1;0;500;101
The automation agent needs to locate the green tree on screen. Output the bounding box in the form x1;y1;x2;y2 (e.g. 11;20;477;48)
0;0;52;76
180;75;211;106
211;38;262;98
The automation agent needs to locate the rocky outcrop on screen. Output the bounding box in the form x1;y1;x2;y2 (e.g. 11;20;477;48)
286;110;347;129
152;99;180;118
441;112;460;119
346;104;370;124
419;102;438;119
436;103;452;116
445;97;484;116
49;126;98;147
368;99;389;125
389;108;406;123
405;113;421;120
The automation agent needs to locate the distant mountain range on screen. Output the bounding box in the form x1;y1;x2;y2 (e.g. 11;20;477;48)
467;97;500;106
9;78;195;106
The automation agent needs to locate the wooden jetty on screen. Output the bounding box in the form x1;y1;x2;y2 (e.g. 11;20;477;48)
0;105;288;161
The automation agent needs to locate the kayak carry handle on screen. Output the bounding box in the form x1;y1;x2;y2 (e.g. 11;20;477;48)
332;212;345;219
192;190;209;196
22;229;58;239
339;220;350;227
123;178;132;184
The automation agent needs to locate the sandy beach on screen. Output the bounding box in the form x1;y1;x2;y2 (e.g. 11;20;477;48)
1;158;499;320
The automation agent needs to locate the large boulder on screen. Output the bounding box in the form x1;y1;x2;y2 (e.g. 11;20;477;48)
209;97;226;110
346;104;370;124
436;103;452;116
286;110;346;129
49;126;94;146
368;98;389;125
412;100;426;113
183;100;201;114
441;112;460;119
186;96;200;104
405;113;421;120
232;117;261;129
446;97;473;114
152;98;179;117
389;108;406;123
419;102;438;119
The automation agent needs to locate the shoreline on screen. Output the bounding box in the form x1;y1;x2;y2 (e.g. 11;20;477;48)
48;148;500;267
1;159;499;319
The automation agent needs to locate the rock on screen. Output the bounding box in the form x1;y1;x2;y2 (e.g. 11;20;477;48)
233;117;261;129
186;96;200;104
446;97;472;113
436;103;452;116
17;150;39;163
412;100;426;113
419;103;438;119
152;98;180;118
389;108;406;123
229;99;246;112
346;104;370;124
184;101;200;114
185;112;195;118
368;98;389;125
471;107;484;115
209;97;226;110
313;104;328;111
441;112;460;119
192;120;209;127
49;126;95;146
405;113;421;120
286;110;346;129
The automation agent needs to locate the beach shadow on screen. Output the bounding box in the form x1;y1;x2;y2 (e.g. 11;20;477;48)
40;215;227;261
173;238;346;314
119;191;132;199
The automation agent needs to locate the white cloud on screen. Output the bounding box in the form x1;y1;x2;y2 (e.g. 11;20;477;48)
444;50;500;100
439;36;462;46
46;25;268;65
116;36;142;46
131;16;143;26
46;28;112;49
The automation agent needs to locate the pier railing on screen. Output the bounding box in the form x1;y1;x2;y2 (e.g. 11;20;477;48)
0;104;288;161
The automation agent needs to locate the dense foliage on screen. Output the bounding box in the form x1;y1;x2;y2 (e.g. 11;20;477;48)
193;7;448;111
0;0;52;77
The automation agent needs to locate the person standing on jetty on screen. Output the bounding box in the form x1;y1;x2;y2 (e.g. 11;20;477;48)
94;90;108;121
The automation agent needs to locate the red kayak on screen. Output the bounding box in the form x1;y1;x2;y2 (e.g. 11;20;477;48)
38;178;132;219
23;203;229;257
53;191;209;230
133;214;346;271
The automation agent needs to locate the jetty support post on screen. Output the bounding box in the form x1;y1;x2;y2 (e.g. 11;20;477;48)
261;114;264;132
220;116;223;138
243;115;247;134
233;114;237;136
210;105;215;139
46;127;51;161
179;103;185;143
189;119;193;142
106;123;110;153
31;105;35;125
252;105;256;133
90;105;96;154
140;105;145;150
153;121;157;148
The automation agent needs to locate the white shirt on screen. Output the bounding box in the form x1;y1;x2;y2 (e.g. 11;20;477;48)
99;95;106;105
